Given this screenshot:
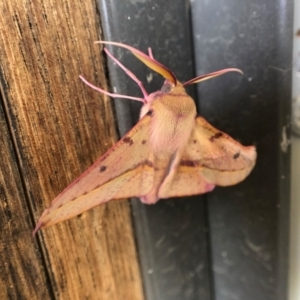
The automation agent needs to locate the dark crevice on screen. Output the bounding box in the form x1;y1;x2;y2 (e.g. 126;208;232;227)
187;3;215;297
129;200;149;300
96;10;122;142
203;196;216;300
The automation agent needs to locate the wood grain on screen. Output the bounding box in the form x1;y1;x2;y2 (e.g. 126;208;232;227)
0;95;53;300
0;1;144;299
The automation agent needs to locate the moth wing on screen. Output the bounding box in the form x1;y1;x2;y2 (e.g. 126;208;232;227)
159;116;256;198
34;115;154;232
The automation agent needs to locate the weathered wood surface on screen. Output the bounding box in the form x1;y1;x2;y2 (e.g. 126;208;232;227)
0;1;144;299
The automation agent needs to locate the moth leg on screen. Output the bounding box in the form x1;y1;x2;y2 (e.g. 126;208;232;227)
79;75;145;102
140;152;176;204
157;150;183;199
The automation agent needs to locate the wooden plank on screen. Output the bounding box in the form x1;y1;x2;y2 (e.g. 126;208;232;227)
0;95;52;300
0;1;144;299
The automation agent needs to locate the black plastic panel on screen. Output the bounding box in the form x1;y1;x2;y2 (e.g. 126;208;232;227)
97;0;292;299
98;1;212;300
190;1;292;300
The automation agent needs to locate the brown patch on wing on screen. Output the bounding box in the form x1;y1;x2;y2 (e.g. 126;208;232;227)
180;160;196;167
209;132;223;142
146;109;153;117
123;137;133;146
144;160;154;168
233;152;240;159
99;165;107;172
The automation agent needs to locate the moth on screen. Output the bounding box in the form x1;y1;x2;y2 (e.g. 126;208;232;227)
33;41;256;234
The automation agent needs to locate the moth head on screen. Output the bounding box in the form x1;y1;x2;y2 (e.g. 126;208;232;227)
83;42;243;106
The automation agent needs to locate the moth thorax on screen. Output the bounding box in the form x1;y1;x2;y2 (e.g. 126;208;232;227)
149;99;196;154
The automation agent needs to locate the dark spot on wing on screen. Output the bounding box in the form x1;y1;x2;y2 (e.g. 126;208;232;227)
146;109;153;117
144;160;154;168
123;137;133;146
100;165;107;172
209;132;223;142
193;139;197;144
82;191;88;195
180;160;196;167
296;29;300;36
58;203;63;208
142;140;147;145
233;152;240;159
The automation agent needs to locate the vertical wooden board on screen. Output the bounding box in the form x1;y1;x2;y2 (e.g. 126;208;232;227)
0;1;144;299
0;99;52;300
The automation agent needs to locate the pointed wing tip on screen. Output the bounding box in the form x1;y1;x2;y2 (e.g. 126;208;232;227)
32;221;45;237
247;145;257;161
206;183;216;193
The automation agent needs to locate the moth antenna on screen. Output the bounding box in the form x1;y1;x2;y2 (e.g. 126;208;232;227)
95;41;177;85
104;48;149;99
183;68;243;86
148;47;154;59
79;76;145;103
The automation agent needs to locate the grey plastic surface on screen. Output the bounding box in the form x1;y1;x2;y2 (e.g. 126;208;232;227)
98;1;212;299
191;1;292;299
97;0;292;299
